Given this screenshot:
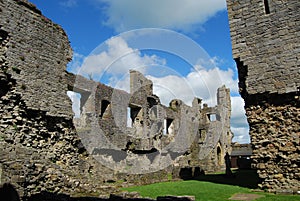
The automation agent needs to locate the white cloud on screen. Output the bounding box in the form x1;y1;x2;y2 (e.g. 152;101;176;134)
231;96;250;143
148;67;238;107
149;75;195;106
231;127;250;144
78;36;166;82
67;91;81;118
98;0;226;32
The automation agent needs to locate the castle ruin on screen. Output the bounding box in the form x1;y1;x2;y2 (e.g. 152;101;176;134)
0;0;232;198
68;70;232;175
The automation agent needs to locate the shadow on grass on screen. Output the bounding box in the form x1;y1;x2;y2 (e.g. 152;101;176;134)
195;169;261;189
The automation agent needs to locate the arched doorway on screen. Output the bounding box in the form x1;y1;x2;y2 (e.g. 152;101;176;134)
217;145;222;166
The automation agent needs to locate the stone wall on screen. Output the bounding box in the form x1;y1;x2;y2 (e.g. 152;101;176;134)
0;0;73;117
247;104;299;191
0;0;116;198
226;0;300;192
71;70;232;175
226;0;299;96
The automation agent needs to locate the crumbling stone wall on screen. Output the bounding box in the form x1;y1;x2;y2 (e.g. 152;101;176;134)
0;0;117;198
72;70;232;175
226;0;299;192
0;0;73;117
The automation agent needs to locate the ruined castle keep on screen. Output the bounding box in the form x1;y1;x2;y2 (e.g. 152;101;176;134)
227;0;299;192
0;0;232;198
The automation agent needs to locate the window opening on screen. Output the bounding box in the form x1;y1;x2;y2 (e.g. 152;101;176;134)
127;107;132;127
207;113;217;121
217;146;222;165
100;100;111;118
163;118;174;135
264;0;270;14
127;105;143;127
147;97;157;108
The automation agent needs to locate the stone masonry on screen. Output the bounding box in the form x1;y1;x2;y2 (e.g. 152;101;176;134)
68;70;232;175
226;0;299;193
0;0;233;199
0;0;117;198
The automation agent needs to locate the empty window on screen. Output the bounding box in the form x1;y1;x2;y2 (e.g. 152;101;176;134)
127;107;132;127
147;97;157;108
163;118;174;135
127;105;143;127
100;100;111;118
217;146;222;165
264;0;270;14
207;113;217;121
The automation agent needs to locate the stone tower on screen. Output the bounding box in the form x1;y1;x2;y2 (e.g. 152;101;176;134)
226;0;299;193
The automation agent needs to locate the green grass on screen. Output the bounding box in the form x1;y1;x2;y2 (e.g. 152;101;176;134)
123;180;300;201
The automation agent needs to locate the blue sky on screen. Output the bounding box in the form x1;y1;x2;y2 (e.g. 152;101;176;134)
30;0;250;143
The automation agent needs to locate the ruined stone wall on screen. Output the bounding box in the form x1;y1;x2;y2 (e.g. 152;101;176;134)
226;0;299;192
247;104;299;191
0;0;73;117
189;86;232;173
78;70;232;175
0;0;117;198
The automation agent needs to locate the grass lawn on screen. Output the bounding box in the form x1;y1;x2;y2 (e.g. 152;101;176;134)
123;180;300;201
122;170;300;201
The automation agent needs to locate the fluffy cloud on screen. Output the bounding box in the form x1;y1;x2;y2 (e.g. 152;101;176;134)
231;96;250;143
148;67;238;107
98;0;226;32
231;127;250;144
67;91;81;118
76;36;166;82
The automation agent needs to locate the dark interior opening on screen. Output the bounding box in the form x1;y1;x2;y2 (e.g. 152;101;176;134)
100;100;110;118
217;146;222;165
130;105;142;124
264;0;270;14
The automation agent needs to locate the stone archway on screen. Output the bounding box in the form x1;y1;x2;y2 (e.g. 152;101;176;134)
216;144;222;166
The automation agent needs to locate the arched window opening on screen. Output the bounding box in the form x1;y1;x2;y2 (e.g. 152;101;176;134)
217;146;222;166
